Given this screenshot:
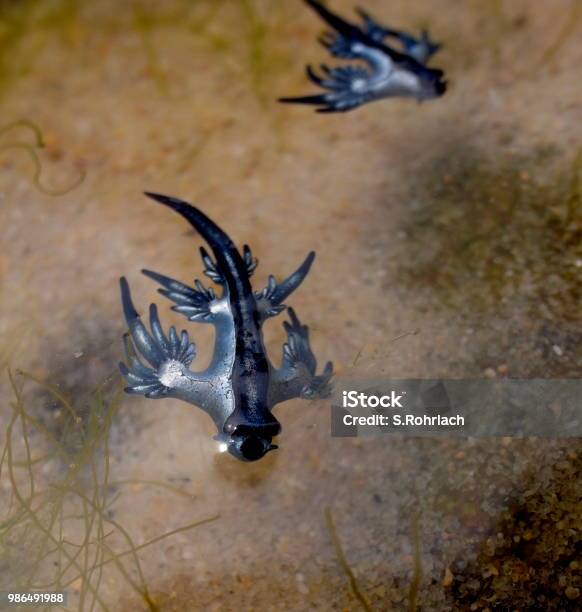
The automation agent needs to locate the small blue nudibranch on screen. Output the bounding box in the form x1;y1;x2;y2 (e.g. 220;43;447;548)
119;193;333;462
279;0;446;113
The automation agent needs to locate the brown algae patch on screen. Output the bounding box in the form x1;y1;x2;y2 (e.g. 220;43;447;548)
28;317;123;456
447;450;581;610
0;0;82;97
397;146;581;323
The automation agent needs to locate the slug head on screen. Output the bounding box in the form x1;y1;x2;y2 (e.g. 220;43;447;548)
420;68;447;99
219;407;281;462
226;433;278;462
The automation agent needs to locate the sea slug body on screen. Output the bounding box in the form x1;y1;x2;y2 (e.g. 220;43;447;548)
119;193;333;462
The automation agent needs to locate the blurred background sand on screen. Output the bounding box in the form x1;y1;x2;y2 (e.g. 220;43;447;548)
0;1;580;610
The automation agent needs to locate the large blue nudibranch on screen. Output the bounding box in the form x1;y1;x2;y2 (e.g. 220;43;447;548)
279;0;446;113
119;193;333;462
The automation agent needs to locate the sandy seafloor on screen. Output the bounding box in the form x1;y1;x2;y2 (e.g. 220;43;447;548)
0;0;580;610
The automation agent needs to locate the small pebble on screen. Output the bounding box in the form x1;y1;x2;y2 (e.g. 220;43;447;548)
297;582;309;595
442;567;454;587
295;573;308;595
565;586;579;600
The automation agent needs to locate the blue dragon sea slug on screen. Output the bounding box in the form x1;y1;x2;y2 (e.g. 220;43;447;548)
355;6;441;64
119;193;333;462
279;0;446;113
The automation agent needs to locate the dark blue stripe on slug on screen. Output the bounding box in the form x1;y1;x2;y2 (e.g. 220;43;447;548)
143;192;280;435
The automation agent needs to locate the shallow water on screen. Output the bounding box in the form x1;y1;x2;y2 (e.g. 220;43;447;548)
0;1;580;610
